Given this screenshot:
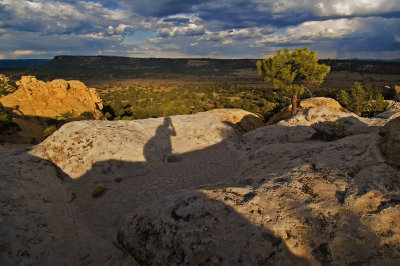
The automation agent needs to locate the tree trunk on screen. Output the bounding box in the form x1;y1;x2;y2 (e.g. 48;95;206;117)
291;93;298;116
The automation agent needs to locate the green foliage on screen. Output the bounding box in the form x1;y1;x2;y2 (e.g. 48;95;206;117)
59;111;94;121
43;125;57;138
0;103;11;122
0;74;16;96
336;82;388;116
0;103;20;135
257;47;330;115
101;84;279;122
60;111;76;120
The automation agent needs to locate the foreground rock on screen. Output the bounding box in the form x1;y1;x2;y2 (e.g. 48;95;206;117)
380;116;400;167
31;109;263;178
1;106;400;265
118;107;400;265
0;76;103;143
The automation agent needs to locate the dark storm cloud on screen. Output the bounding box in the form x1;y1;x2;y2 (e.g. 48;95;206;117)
329;17;400;54
98;0;211;17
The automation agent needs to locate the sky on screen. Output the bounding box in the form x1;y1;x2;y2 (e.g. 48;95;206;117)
0;0;399;59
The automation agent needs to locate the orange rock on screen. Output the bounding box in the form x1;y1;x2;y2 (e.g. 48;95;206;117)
0;76;104;143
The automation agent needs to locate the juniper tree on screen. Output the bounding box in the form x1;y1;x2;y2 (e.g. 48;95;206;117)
257;47;330;115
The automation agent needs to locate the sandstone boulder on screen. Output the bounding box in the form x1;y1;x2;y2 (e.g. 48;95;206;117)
376;101;400;120
395;85;400;100
31;109;263;179
118;108;400;265
267;97;348;125
1;106;400;265
0;76;104;143
300;97;348;111
380;116;400;167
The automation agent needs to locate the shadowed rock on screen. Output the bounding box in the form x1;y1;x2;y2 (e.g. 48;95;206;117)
380;116;400;167
1;106;400;265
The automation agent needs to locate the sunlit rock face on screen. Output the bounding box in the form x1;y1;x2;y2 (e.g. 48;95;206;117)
0;76;103;143
118;107;400;265
31;109;263;179
1;105;400;265
267;97;349;125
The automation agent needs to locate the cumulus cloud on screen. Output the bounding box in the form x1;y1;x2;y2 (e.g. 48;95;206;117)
0;0;136;35
315;0;400;16
0;0;399;59
156;15;205;37
287;18;361;39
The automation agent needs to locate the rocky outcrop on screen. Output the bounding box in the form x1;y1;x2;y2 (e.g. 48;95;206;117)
118;107;400;265
31;109;263;179
0;76;104;143
1;76;103;119
394;85;400;101
267;97;348;125
1;106;400;265
299;97;348;111
380;116;400;167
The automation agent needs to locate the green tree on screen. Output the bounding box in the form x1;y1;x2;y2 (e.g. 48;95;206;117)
257;47;330;115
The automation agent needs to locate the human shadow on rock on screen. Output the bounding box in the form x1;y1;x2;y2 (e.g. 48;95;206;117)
2;114;398;265
143;116;176;163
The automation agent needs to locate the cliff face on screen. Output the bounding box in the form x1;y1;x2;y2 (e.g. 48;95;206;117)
0;106;399;265
0;76;103;143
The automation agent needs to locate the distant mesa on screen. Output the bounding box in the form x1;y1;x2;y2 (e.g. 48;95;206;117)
0;75;104;143
0;59;50;68
41;55;400;75
43;55;258;68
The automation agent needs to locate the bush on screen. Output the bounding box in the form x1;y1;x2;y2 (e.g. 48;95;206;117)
336;82;388;116
43;125;57;138
0;74;16;96
0;103;11;122
100;84;282;122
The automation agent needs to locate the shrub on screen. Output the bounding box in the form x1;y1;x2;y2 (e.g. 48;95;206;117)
60;111;76;120
0;74;16;96
43;125;57;138
0;103;11;122
336;82;388;116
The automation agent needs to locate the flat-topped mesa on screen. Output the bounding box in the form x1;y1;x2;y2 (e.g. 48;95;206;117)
0;76;104;143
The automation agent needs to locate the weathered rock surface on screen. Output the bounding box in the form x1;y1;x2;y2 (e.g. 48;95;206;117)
376;101;400;120
31;109;263;179
267;97;348;125
0;76;103;143
380;116;400;167
1;106;400;265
